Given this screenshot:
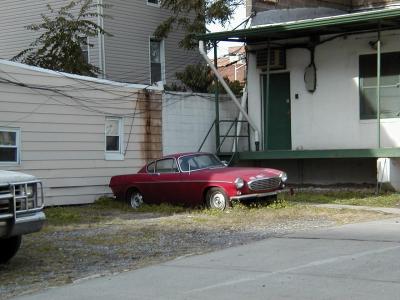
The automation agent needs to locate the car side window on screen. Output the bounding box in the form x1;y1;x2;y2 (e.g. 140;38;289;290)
155;158;179;173
147;162;155;173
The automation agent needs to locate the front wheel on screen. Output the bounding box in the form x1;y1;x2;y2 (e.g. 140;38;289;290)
0;235;22;264
126;190;144;209
206;188;229;211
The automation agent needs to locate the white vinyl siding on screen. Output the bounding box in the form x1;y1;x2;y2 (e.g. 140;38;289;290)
103;0;201;84
0;60;162;205
0;0;100;71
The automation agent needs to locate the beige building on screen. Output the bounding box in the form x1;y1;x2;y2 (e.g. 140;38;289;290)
0;0;201;85
0;60;162;205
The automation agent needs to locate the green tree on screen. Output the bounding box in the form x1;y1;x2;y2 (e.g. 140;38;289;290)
176;63;243;95
155;0;243;49
12;0;111;76
176;63;214;93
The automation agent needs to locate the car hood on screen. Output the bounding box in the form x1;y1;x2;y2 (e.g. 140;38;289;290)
198;167;283;182
0;170;37;185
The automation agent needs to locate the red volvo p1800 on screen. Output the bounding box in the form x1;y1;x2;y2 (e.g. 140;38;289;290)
109;152;287;210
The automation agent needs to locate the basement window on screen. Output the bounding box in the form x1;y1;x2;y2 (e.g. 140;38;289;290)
359;52;400;120
0;127;20;164
105;117;124;160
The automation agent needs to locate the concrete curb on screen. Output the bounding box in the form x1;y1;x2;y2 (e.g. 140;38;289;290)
310;203;400;215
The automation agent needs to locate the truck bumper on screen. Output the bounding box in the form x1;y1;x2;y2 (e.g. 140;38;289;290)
0;212;46;238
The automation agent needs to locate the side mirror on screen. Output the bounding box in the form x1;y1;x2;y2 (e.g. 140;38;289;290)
221;160;229;167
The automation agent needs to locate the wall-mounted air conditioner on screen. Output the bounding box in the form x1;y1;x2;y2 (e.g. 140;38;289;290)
256;48;286;70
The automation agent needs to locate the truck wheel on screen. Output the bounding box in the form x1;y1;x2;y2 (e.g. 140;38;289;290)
0;235;22;264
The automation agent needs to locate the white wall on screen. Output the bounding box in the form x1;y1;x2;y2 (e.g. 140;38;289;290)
247;30;400;150
162;92;241;155
0;60;162;206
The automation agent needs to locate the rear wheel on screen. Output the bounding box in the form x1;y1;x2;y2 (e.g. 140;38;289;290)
126;190;144;209
0;235;22;264
206;188;229;211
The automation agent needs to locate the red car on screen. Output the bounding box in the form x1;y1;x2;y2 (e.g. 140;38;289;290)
109;152;287;210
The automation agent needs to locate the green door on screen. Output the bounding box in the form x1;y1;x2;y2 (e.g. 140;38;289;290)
263;73;292;150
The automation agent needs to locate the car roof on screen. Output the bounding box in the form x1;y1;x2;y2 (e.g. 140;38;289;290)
151;152;214;161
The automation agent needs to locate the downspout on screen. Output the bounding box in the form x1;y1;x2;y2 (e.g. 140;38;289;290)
199;40;260;150
97;0;106;79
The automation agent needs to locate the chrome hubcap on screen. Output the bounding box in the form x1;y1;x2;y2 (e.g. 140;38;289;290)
130;193;143;209
212;192;225;210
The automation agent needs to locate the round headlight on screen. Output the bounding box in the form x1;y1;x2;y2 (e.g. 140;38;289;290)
234;177;245;189
279;172;288;182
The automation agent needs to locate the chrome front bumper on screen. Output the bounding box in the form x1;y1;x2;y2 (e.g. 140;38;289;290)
0;211;46;237
0;180;45;238
230;191;279;201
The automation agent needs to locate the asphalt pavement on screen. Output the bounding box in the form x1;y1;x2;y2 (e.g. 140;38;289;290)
15;217;400;300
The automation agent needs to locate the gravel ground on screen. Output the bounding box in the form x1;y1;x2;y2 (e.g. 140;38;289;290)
0;202;392;300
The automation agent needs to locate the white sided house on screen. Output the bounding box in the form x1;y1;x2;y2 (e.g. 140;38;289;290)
199;7;400;190
0;60;162;205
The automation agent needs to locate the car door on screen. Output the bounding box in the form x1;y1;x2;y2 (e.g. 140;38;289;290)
153;158;181;204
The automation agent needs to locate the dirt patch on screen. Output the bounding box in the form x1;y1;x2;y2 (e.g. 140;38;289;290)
0;200;393;299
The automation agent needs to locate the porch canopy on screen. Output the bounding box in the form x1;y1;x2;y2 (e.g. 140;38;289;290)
198;7;400;44
198;7;400;160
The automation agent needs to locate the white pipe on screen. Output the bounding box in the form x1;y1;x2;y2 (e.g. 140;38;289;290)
198;41;260;148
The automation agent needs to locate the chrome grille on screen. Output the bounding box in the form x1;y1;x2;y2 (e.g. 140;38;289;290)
248;177;281;191
0;182;43;221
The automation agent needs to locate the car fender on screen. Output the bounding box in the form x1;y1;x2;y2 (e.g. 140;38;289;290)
202;184;231;201
124;185;142;200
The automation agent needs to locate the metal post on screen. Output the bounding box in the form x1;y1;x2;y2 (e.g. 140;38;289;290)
265;40;271;150
377;26;381;149
213;42;220;152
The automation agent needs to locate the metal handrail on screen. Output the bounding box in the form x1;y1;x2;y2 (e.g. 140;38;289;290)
198;119;251;154
217;119;250;154
198;120;216;152
216;119;238;153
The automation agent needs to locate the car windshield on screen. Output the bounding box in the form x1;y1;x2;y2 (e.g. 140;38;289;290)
179;154;225;172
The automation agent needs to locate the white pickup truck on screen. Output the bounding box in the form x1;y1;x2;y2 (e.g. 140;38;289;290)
0;171;45;263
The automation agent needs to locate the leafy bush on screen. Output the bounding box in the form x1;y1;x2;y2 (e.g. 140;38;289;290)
176;63;244;95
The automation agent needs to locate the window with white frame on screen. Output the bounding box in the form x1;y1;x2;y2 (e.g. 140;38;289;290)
147;0;159;6
105;117;124;160
150;38;165;84
0;128;20;164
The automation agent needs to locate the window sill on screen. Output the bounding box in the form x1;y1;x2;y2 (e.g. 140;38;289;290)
105;153;124;161
0;162;20;167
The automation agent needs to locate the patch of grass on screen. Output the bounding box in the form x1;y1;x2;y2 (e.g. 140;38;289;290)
135;203;190;214
283;190;400;208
